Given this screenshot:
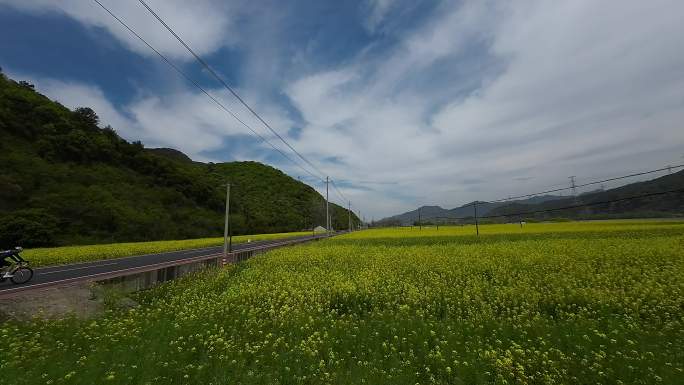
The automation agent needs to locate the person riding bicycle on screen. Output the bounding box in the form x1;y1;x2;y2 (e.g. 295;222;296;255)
1;247;25;279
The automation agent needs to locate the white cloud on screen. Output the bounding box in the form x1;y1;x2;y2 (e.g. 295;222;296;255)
285;0;684;218
0;0;234;59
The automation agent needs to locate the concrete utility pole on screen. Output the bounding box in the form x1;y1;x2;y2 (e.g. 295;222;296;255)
325;176;330;235
348;201;352;232
223;182;231;257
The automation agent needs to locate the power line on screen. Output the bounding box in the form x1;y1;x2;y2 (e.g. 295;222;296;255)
482;188;684;219
136;0;327;181
384;164;682;226
91;0;322;182
414;163;683;221
130;0;357;211
330;179;358;224
490;164;684;203
423;188;684;222
330;179;348;203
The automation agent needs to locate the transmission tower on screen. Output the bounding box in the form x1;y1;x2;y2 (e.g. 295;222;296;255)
569;176;577;196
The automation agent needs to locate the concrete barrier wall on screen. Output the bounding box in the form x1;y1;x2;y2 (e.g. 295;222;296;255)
96;236;321;293
97;257;222;293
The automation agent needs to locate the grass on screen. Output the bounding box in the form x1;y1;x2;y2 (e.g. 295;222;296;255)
1;220;683;384
23;231;317;267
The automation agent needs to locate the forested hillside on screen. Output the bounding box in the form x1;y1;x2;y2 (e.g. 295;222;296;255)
0;72;357;247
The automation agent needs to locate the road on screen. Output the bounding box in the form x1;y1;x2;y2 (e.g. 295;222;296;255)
0;233;331;294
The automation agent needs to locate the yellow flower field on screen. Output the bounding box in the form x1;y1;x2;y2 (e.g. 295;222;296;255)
23;231;315;267
1;220;683;384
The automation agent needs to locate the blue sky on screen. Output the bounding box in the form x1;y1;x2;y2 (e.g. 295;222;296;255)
2;0;683;219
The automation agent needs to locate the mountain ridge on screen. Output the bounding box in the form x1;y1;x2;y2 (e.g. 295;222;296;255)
379;195;566;225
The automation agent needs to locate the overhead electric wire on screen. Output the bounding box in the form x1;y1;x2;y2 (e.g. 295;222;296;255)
136;0;327;181
417;163;684;222
330;179;348;203
490;164;684;203
481;188;684;219
91;0;322;182
422;188;684;223
136;0;356;209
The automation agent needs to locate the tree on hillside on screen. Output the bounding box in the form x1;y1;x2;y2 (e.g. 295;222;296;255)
18;80;34;89
74;107;99;127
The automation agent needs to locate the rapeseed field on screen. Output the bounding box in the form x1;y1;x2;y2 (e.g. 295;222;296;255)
23;231;315;267
1;220;682;384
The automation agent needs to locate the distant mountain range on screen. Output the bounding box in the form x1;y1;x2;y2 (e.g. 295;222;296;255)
378;172;684;225
378;195;565;225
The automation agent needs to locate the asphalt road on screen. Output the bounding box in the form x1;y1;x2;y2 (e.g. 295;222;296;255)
0;233;332;294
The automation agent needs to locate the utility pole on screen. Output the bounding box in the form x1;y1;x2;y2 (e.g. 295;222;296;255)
348;201;352;232
325;176;330;236
473;201;479;236
223;182;231;257
418;207;422;230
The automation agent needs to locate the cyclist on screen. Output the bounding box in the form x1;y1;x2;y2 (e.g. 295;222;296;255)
1;247;25;278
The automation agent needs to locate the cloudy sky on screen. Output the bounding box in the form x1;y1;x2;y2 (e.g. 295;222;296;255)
1;0;683;219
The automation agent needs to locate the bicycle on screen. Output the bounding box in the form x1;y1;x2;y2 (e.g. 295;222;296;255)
0;247;33;285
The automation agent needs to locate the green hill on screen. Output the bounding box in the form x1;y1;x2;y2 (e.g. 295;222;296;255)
0;72;357;247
